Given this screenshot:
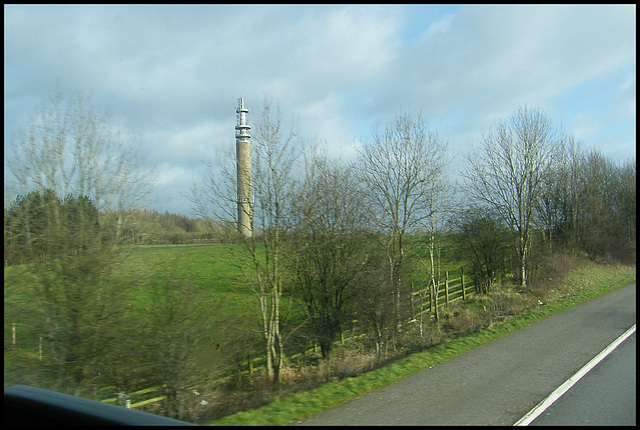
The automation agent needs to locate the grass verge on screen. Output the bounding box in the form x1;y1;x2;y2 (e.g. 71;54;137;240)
208;264;635;426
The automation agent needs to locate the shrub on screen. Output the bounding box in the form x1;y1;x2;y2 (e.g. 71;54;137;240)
475;285;536;319
441;304;490;335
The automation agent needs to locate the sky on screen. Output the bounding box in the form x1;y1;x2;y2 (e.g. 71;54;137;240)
4;4;636;216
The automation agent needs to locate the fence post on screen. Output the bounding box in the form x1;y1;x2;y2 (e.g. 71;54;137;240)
117;393;130;408
445;270;449;306
461;267;466;301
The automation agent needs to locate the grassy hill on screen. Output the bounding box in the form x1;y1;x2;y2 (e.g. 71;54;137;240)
4;242;635;424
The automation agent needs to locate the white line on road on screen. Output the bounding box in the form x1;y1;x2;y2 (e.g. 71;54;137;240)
513;324;636;426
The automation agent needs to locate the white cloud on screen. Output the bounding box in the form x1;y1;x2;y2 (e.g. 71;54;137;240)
4;4;635;215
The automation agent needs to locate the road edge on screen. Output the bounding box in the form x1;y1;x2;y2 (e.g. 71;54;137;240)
513;323;637;426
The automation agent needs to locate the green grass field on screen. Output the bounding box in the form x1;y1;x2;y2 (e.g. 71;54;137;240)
4;244;252;339
4;243;635;425
114;244;257;315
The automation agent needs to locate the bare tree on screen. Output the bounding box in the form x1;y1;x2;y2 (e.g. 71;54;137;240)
574;150;634;260
6;89;155;248
536;135;584;255
614;158;636;249
6;89;154;213
535;138;635;262
248;98;302;384
355;110;448;334
191;97;302;384
462;105;558;289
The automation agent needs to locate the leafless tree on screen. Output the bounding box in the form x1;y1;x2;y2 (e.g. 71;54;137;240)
355;110;448;334
536;135;584;255
248;98;303;384
462;105;559;289
6;89;154;214
191;97;302;384
573;150;636;260
535;136;635;262
614;158;636;248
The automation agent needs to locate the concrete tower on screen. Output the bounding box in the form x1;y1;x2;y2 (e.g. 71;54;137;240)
235;96;253;238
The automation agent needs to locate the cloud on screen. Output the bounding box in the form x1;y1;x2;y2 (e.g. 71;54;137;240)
4;4;635;214
617;71;636;120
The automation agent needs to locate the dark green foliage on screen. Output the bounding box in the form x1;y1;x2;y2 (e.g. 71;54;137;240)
452;206;510;293
4;189;61;264
290;230;378;359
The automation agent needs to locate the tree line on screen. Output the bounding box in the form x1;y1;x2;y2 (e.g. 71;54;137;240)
4;205;225;266
4;91;635;421
193;99;635;385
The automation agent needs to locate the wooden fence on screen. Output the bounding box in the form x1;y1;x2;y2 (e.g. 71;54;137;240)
412;266;474;318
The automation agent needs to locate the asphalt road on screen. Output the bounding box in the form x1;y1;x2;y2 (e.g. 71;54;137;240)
296;283;636;426
529;332;636;426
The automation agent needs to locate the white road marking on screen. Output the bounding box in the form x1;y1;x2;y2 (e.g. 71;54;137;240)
513;324;636;426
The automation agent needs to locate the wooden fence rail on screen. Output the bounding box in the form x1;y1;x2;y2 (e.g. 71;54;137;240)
411;266;474;316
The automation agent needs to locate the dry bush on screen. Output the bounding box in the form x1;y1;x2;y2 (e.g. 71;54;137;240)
401;319;444;352
441;303;490;335
279;346;379;388
327;347;379;379
139;383;229;424
188;370;287;421
548;254;585;279
186;345;384;421
528;253;590;300
475;286;536;319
